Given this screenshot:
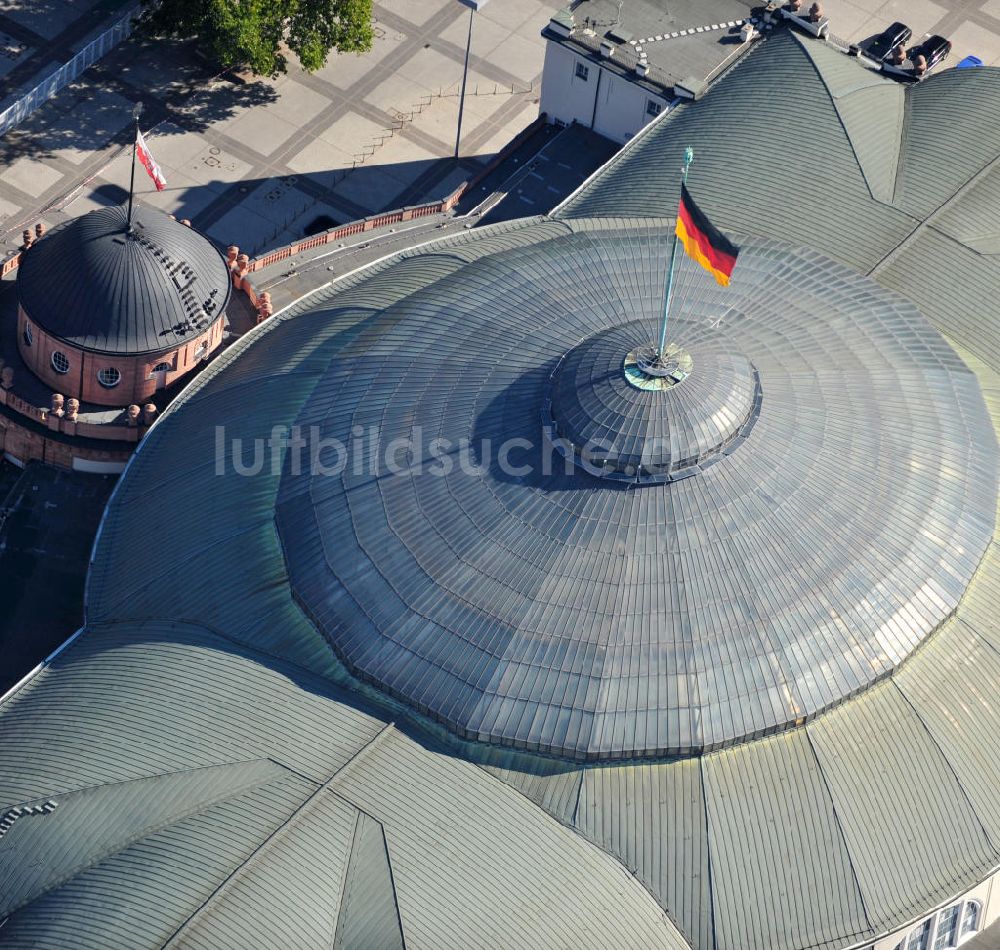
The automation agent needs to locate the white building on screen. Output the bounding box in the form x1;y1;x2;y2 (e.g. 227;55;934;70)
538;0;760;143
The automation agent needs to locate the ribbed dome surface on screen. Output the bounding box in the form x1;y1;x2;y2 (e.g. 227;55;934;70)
17;204;231;355
275;228;997;760
547;322;760;481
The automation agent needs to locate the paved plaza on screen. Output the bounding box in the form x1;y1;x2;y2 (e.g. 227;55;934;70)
0;0;559;257
0;0;998;261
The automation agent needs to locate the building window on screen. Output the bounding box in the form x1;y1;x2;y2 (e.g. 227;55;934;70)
933;905;959;949
194;341;208;360
646;99;663;117
150;361;171;376
97;367;122;389
893;900;983;950
961;901;981;937
51;351;70;374
907;919;931;950
22;323;32;346
575;61;589;81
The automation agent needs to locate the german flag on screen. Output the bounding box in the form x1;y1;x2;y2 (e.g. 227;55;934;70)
675;184;739;286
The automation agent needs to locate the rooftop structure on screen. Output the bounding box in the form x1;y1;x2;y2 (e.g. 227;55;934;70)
17;205;231;357
1;25;999;950
0;204;242;469
540;0;759;142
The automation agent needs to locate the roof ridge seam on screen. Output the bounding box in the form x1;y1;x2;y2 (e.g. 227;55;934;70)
699;757;719;950
891;83;914;206
802;723;876;939
889;677;1000;859
3;760;290;922
159;772;337;948
870;151;1000;277
159;733;399;949
789;31;882;203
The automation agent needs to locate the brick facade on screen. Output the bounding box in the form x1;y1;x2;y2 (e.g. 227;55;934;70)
0;413;133;470
17;305;226;407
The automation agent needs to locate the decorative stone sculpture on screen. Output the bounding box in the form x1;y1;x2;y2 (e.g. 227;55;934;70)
65;398;79;421
127;404;141;427
809;2;823;21
34;222;45;240
913;53;927;75
0;366;12;389
142;403;158;426
21;230;33;250
256;291;274;325
234;253;251;289
51;393;65;417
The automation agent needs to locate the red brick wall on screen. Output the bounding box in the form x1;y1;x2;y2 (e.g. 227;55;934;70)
0;415;132;470
17;306;225;407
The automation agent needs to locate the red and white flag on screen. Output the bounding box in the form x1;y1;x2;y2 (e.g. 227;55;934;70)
136;129;167;192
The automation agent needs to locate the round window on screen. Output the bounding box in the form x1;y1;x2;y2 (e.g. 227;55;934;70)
97;367;122;388
22;323;32;346
51;351;69;374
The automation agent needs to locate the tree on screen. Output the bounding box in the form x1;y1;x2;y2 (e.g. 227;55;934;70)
141;0;374;77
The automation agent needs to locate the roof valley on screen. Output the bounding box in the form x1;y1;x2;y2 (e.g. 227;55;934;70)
869;151;1000;278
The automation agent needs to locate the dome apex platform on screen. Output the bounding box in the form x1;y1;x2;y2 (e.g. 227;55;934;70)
544;323;760;483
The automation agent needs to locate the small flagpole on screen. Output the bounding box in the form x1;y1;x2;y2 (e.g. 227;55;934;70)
657;146;694;360
125;101;143;231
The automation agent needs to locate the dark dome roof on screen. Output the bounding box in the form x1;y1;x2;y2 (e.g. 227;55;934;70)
546;323;760;481
274;228;997;761
17;204;231;355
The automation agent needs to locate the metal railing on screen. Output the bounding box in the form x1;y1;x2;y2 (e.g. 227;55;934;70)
0;3;142;137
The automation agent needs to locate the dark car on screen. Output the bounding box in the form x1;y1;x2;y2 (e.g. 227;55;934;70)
909;35;952;74
864;21;911;63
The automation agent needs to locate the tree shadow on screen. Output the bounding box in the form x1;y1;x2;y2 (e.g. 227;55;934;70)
0;37;279;165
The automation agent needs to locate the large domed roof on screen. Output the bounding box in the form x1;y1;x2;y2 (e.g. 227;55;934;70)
17;204;231;355
275;228;997;760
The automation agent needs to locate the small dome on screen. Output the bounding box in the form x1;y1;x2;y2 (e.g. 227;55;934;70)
545;322;760;481
17;205;231;355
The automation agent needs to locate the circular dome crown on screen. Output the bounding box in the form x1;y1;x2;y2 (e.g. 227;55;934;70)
275;228;997;761
17;204;231;355
545;322;760;482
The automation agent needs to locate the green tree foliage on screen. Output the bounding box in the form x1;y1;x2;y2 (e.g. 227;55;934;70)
141;0;374;76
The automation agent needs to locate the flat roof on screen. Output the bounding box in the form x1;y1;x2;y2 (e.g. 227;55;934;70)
544;0;758;96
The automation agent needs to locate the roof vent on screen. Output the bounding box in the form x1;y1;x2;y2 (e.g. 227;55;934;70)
635;60;650;77
606;26;631;44
600;39;615;58
674;76;708;100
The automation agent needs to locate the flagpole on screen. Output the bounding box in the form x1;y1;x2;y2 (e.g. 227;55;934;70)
657;146;694;360
125;101;143;231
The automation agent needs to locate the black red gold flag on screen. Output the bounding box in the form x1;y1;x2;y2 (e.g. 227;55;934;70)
675;184;739;286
